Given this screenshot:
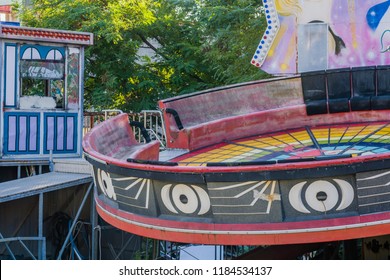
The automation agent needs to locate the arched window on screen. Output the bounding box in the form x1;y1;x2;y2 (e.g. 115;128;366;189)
20;45;65;109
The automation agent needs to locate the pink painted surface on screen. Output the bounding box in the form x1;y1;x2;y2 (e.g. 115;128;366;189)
259;0;390;74
83;113;160;162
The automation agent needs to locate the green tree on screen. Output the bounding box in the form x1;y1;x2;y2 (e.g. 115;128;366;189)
15;0;269;112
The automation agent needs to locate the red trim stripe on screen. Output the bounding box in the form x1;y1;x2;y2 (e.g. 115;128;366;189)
96;196;390;245
0;6;12;13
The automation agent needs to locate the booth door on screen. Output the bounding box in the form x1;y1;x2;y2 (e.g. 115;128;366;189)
3;112;78;156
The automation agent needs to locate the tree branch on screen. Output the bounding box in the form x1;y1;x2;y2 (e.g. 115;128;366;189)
137;33;205;84
137;32;169;60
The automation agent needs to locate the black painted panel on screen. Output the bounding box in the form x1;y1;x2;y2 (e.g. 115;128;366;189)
207;180;283;223
152;180;213;219
328;98;350;113
302;71;327;101
280;176;358;221
371;95;390;110
352;67;376;97
356;169;390;215
350;96;371;111
92;167;159;217
306;100;328;115
376;66;390;96
327;68;351;100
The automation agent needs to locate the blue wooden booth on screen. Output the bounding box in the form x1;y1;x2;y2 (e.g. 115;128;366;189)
0;24;93;160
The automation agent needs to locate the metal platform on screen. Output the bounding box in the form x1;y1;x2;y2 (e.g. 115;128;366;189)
0;158;94;260
159;149;188;161
0;171;92;203
53;157;93;174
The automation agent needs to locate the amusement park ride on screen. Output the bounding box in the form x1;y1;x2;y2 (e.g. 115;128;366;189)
83;0;390;248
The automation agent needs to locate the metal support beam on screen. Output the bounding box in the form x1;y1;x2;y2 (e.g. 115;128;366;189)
91;185;98;260
38;193;45;260
0;235;45;260
56;182;93;260
0;232;16;260
19;240;37;260
114;235;135;260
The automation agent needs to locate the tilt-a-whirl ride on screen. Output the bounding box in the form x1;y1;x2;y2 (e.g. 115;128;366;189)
83;0;390;245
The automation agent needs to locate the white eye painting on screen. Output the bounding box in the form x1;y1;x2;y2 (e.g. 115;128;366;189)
289;179;354;213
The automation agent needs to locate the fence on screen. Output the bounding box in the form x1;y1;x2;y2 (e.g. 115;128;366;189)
83;110;167;148
0;233;46;260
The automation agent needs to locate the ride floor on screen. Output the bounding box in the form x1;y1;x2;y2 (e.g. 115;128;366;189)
173;121;390;166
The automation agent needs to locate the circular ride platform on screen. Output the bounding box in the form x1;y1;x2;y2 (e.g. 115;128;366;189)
84;112;390;245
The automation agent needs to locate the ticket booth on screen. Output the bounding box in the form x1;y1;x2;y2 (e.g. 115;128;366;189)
0;24;93;159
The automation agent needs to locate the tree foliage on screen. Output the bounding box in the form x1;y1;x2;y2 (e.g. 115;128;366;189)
14;0;269;112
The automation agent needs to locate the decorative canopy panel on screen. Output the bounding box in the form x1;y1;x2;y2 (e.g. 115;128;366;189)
0;24;93;46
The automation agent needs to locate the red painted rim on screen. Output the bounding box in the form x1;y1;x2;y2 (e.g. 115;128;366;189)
96;195;390;245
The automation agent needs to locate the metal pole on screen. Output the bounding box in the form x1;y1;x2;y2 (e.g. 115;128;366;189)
38;193;46;260
91;185;98;260
56;182;93;260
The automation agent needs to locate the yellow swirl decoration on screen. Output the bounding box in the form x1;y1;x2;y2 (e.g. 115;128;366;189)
274;0;302;17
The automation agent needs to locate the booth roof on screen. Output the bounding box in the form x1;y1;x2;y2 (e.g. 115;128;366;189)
0;24;93;46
